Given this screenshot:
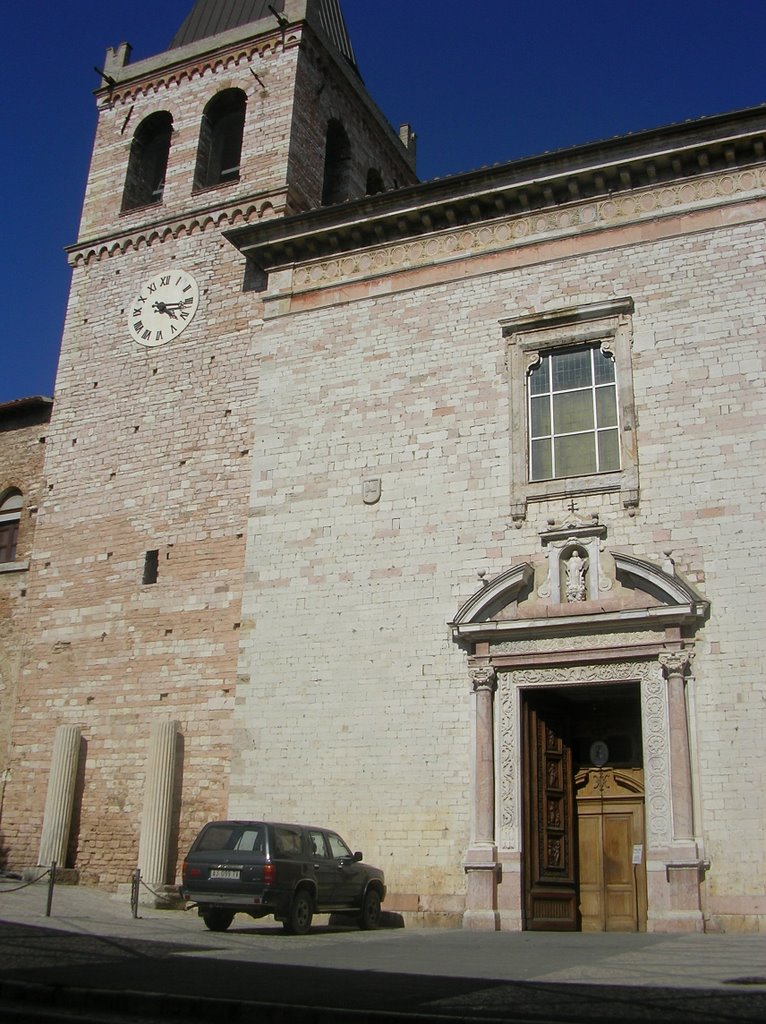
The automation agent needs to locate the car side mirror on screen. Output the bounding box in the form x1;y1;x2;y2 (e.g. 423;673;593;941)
353;851;363;862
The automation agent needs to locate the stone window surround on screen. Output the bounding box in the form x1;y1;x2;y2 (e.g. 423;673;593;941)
0;489;24;569
501;297;639;523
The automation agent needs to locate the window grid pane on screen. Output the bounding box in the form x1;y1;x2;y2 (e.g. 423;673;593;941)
528;347;620;481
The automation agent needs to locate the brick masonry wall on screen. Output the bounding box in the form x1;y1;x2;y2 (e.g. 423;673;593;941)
78;41;302;241
0;403;51;867
232;210;766;916
1;20;420;887
1;232;256;885
288;32;417;208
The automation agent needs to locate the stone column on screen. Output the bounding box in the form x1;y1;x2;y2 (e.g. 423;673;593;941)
463;667;500;930
659;652;694;840
38;725;81;868
657;651;704;932
137;720;179;892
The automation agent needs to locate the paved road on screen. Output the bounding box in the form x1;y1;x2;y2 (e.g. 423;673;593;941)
0;879;764;1021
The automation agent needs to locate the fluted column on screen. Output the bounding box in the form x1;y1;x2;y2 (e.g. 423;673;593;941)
38;725;81;867
137;720;179;887
659;651;694;840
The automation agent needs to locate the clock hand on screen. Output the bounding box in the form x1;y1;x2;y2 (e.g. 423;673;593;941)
152;300;184;317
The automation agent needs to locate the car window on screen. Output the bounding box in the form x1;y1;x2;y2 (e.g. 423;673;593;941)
327;832;352;859
273;826;304;858
195;824;264;852
308;830;329;858
195;825;237;851
233;828;263;852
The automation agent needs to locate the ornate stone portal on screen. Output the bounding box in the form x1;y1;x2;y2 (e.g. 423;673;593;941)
450;535;709;933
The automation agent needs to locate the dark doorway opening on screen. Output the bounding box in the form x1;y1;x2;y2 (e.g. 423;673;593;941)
521;683;646;932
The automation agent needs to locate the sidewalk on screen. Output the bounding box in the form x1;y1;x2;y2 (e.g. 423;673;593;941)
0;878;764;1022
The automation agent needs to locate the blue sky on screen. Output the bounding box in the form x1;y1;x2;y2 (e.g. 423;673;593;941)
1;0;765;404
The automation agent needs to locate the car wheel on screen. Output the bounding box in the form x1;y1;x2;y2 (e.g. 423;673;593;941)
202;908;234;932
283;888;313;935
359;888;381;930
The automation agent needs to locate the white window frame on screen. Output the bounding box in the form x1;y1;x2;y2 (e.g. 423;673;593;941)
501;298;639;522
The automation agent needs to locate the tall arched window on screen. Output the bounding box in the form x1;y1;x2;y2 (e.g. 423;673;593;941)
121;111;173;212
322;119;352;205
366;168;385;196
0;490;23;563
194;89;247;190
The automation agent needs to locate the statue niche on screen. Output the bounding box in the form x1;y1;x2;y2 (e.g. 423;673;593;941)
563;546;589;603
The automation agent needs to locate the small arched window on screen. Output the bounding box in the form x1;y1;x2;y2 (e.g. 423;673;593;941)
366;168;384;196
122;111;173;212
322;119;352;205
194;89;247;190
0;490;23;563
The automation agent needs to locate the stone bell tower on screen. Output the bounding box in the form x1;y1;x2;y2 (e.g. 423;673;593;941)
2;0;416;886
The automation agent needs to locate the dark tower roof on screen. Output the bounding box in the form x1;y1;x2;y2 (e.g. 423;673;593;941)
170;0;356;69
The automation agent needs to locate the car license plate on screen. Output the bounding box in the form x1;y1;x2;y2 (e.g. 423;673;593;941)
210;869;240;880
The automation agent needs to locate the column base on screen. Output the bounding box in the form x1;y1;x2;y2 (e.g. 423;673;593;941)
464;844;500;928
463;908;500;931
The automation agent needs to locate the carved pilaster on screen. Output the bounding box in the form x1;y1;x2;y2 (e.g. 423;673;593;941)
464;665;500;930
659;651;695;841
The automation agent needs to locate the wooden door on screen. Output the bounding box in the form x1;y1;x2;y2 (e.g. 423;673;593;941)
576;769;647;932
522;696;577;930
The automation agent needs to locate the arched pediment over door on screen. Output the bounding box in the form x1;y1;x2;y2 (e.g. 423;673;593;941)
450;550;709;654
450;538;710;934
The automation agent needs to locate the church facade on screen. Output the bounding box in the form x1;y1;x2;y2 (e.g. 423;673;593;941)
1;0;764;932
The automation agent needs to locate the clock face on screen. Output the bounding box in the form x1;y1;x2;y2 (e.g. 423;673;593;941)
128;269;199;347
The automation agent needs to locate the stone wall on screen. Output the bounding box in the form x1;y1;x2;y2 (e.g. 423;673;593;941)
233;186;766;924
0;399;51;868
0;13;417;887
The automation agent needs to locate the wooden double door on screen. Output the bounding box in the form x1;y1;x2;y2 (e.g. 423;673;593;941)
522;688;647;932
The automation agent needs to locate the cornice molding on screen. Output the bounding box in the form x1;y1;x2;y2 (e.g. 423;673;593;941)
273;164;766;302
98;17;301;106
67;190;294;267
226;106;766;275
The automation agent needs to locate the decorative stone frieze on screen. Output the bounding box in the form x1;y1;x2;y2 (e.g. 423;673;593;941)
286;166;766;294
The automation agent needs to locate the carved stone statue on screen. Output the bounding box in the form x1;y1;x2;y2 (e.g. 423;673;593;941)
564;548;588;602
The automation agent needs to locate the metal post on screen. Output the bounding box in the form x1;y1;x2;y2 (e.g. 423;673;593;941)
45;861;56;917
130;868;141;919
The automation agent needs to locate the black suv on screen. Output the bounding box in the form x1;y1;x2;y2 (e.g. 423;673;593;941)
179;820;386;934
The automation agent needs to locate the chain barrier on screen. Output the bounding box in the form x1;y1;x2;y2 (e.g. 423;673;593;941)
129;869;184;919
0;868;51;893
0;861;56;916
1;863;186;923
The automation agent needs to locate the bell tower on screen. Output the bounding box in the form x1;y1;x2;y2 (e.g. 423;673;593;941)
2;1;416;885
